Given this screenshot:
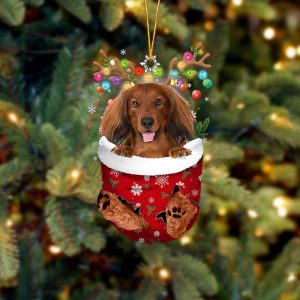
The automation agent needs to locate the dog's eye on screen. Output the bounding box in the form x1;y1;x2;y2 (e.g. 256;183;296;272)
132;100;138;107
155;98;162;106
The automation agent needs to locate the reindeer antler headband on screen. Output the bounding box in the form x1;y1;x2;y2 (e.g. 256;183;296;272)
92;42;212;100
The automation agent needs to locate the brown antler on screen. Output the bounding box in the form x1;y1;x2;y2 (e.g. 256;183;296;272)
93;49;136;82
164;42;211;85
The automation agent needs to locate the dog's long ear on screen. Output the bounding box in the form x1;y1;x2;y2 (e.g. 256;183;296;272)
166;86;195;143
100;90;130;143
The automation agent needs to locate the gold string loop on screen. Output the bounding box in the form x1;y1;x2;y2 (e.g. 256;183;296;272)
144;0;161;60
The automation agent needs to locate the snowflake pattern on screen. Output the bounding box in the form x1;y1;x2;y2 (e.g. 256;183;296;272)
205;96;210;102
120;49;126;55
153;230;160;237
135;202;142;209
144;176;150;181
155;175;169;188
93;155;98;161
198;175;202;182
138;238;145;243
140;54;160;72
131;183;143;196
88;106;96;114
148;197;155;203
191;189;199;197
110;169;120;177
176;181;185;188
187;83;192;88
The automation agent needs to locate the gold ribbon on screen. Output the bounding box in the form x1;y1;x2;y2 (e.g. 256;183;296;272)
144;0;161;60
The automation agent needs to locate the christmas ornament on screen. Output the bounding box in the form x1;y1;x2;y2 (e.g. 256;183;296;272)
101;80;111;91
97;86;104;93
180;83;188;91
203;78;213;89
177;78;184;86
198;70;208;80
91;2;212;243
102;67;111;76
154;67;164;77
169;69;179;79
134;66;144;77
93;72;103;82
144;73;154;81
184;69;197;80
183;51;193;61
177;60;186;70
111;76;121;85
120;59;129;69
192;89;202;100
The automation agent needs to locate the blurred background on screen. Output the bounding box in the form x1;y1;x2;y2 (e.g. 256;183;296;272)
0;0;300;299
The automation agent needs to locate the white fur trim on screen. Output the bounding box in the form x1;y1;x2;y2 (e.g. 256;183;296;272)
98;136;203;176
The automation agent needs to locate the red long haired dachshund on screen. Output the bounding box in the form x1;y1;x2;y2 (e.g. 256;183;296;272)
101;83;195;158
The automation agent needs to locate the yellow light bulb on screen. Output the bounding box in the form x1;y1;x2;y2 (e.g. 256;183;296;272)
177;60;186;70
125;0;137;8
273;196;285;208
7;112;19;124
103;67;111;76
274;61;283;71
263;27;275;40
144;73;154;82
248;210;258;219
170;78;176;86
232;0;243;6
204;154;212;162
6;219;13;228
158;268;171;280
277;207;288;218
270;113;278;121
285;46;296;59
180;236;192;245
70;168;81;179
287;273;296;282
49;245;62;254
204;21;214;31
255;228;264;237
297;46;300;56
218;207;227;216
237;102;245;110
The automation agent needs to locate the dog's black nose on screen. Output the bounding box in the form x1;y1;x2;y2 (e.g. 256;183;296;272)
141;117;154;129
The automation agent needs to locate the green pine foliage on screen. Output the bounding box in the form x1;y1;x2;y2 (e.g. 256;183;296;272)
56;0;92;24
100;0;125;32
0;0;25;26
0;223;19;280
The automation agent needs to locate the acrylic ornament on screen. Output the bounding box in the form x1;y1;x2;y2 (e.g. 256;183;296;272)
92;43;211;242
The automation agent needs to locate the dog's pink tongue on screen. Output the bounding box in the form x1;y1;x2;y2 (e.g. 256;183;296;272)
142;132;155;142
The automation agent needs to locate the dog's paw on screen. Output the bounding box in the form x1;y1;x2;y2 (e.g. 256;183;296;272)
97;189;149;231
165;190;197;239
169;147;192;158
112;145;134;157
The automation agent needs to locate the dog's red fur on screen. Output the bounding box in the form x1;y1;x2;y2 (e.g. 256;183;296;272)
101;83;195;158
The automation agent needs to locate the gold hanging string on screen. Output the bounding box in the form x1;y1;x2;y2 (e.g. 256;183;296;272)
144;0;161;60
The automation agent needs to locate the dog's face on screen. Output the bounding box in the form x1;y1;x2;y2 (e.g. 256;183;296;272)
101;83;194;144
127;84;171;143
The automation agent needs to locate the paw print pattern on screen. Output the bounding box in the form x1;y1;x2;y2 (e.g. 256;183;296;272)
167;206;186;219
